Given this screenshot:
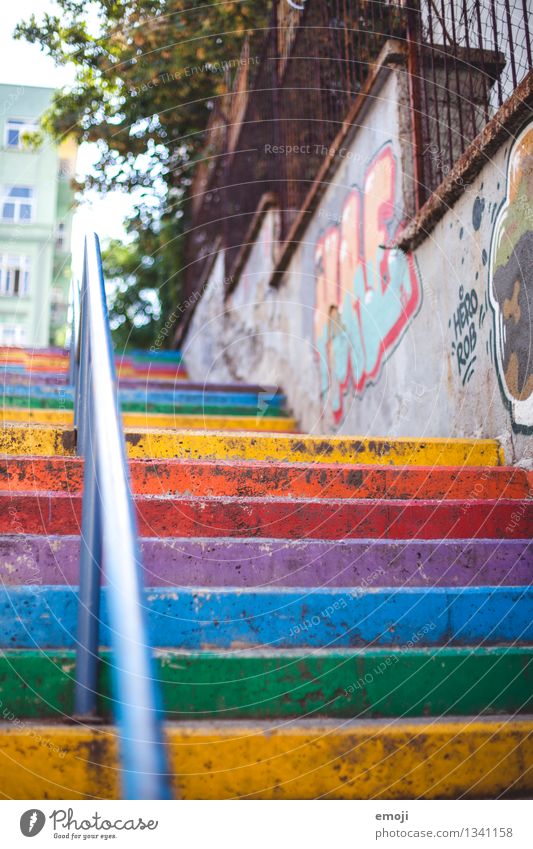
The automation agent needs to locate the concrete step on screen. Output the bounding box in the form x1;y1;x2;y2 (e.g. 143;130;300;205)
0;425;505;464
1;383;286;408
2;347;180;363
1;647;531;720
123;349;183;361
1;395;289;417
1;348;186;377
0;344;68;359
1;491;530;538
1;359;69;372
1;407;298;433
1;374;281;394
0;716;531;799
6;365;186;380
2;363;187;380
1;585;531;649
2;536;530;587
1;456;529;498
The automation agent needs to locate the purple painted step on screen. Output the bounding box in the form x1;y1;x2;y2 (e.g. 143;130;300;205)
1;536;530;587
1;372;281;394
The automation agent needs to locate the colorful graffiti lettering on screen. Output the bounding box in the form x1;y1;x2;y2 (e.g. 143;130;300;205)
449;285;479;385
489;124;533;431
313;143;422;424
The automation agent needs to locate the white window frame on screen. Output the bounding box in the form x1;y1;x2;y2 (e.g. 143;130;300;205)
1;185;35;223
0;254;31;298
0;324;27;345
4;118;38;149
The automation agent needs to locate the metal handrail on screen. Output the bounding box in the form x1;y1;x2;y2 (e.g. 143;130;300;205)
67;278;80;390
71;233;170;799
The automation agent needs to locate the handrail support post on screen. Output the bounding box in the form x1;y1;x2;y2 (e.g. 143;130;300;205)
74;392;103;718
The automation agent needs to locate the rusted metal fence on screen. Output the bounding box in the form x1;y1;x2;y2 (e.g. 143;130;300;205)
184;0;532;301
408;0;533;202
185;0;405;297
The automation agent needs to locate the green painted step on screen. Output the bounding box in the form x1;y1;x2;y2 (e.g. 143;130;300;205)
0;394;288;417
1;647;531;720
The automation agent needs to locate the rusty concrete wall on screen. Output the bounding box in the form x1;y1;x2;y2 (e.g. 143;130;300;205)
182;68;532;465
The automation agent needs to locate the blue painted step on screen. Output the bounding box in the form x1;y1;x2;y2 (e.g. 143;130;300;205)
2;383;285;408
127;349;183;361
1;586;531;649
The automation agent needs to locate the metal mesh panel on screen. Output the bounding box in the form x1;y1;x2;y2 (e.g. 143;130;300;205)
184;0;532;301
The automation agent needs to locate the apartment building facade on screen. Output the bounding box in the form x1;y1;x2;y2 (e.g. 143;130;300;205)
0;84;76;347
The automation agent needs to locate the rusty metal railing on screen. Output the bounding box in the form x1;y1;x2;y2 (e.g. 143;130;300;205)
406;0;533;204
184;0;532;310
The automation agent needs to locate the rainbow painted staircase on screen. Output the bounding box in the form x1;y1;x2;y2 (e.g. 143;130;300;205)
0;342;532;799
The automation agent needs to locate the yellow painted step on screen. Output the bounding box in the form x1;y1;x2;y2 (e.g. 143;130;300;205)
0;423;504;465
0;424;76;456
0;717;530;799
115;368;186;381
0;355;68;369
127;432;504;465
1;407;298;434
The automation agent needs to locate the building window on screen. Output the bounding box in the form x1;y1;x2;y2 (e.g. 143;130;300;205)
58;158;73;178
0;255;31;297
56;222;65;250
0;324;27;345
5;119;38;149
1;186;35;222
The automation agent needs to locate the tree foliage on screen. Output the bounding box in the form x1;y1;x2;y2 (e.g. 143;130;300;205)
103;210;184;350
16;0;269;348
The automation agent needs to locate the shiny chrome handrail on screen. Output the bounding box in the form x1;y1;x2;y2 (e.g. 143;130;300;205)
71;233;170;799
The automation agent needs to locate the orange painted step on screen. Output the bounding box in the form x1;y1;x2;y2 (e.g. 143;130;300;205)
0;456;530;499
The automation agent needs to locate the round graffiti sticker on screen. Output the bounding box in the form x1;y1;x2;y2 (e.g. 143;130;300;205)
489;124;533;431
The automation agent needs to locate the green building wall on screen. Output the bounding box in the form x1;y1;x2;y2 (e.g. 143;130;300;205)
0;84;76;348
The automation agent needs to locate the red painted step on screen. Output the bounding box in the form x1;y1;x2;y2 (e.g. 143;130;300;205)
0;457;530;500
0;492;530;539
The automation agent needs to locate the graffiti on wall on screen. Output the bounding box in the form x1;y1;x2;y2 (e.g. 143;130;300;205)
449;286;479;385
313;143;422;424
489;124;533;432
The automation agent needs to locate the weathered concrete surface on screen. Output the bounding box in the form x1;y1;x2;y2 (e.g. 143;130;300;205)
1;492;530;538
1;585;532;648
2;340;530;802
1;456;529;498
182;67;533;464
2;356;186;380
1;407;298;433
0;382;285;406
0;424;504;464
1;536;530;588
1;373;278;392
1;647;531;720
1;394;288;418
0;717;532;799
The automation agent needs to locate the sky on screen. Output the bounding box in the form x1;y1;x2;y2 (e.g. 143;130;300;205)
0;0;135;248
